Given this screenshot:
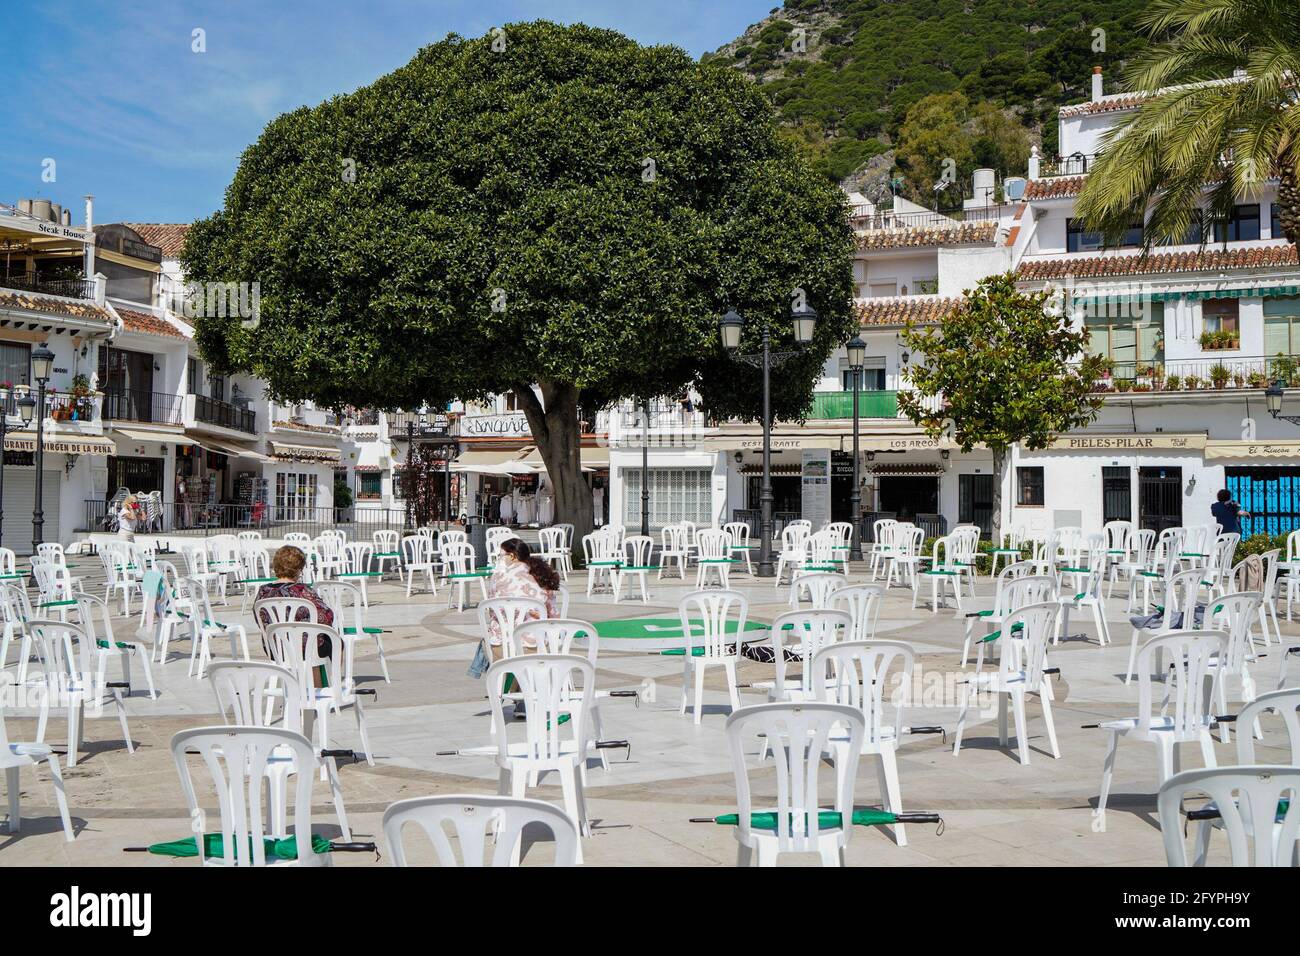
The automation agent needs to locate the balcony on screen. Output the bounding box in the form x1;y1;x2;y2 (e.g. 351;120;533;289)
0;269;95;301
1086;354;1300;393
1037;153;1099;178
806;391;900;419
0;387;101;424
193;394;256;433
848;204;1014;231
101;387;184;426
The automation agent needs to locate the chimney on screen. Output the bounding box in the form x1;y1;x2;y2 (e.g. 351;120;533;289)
1092;66;1104;102
93;272;107;306
83;194;95;283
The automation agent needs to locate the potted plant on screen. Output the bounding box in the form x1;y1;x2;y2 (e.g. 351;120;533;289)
1165;374;1181;390
1232;372;1245;389
1210;363;1231;389
1200;329;1240;350
1116;379;1132;392
1249;370;1269;388
1272;354;1299;386
1185;374;1202;390
69;373;93;420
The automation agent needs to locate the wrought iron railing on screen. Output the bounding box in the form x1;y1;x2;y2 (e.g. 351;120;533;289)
848;204;1013;231
194;395;256;433
1086;353;1300;392
0;270;95;300
1038;152;1099;178
101;387;184;425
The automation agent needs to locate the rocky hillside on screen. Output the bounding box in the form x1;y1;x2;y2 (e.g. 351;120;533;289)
704;0;1151;200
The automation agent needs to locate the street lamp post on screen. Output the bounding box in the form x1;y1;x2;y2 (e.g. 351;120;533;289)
27;345;54;553
845;334;867;561
640;399;650;538
0;389;11;544
1266;379;1300;426
719;303;817;577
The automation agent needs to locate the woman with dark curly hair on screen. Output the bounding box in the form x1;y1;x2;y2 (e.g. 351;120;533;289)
468;537;561;680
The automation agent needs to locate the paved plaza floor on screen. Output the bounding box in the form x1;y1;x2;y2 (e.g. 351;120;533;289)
3;555;1293;867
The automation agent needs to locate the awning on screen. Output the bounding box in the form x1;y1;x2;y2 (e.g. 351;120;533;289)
1204;440;1300;460
1075;284;1300;308
3;433;115;455
268;441;341;464
451;449;530;473
202;437;274;463
111;426;187;443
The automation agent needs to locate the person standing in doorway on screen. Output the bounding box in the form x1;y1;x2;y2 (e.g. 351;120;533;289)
1211;488;1250;535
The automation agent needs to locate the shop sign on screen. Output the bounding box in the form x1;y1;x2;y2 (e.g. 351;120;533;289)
460;412;530;438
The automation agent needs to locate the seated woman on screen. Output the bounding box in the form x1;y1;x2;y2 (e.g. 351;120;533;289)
257;545;334;681
468;537;560;681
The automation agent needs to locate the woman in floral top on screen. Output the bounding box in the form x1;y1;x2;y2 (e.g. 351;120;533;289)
486;538;560;650
256;546;334;679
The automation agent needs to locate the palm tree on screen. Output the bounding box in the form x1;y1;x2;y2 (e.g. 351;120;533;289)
1076;0;1300;248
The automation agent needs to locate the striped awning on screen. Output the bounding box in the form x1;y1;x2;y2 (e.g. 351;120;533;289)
1075;283;1300;308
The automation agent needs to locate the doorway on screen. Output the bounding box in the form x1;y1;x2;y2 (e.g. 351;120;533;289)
877;475;938;522
831;451;855;522
1138;466;1182;532
1102;466;1132;523
106;456;164;498
958;473;993;537
1225;467;1300;537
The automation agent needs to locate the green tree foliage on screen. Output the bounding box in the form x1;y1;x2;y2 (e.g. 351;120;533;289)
1076;0;1300;248
897;273;1106;540
182;21;855;537
721;0;1152;184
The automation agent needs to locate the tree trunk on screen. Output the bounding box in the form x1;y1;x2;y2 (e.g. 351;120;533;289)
990;446;1005;547
512;379;594;548
1279;160;1300;248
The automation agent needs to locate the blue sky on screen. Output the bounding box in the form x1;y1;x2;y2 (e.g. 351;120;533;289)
0;0;771;225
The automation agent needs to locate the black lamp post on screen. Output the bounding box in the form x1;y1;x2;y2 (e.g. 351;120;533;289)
1266;379;1300;426
719;302;817;577
845;334;867;560
28;344;53;552
429;436;459;529
0;388;12;544
640;398;650;538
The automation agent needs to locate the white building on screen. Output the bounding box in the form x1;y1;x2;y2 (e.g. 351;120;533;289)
0;201;343;551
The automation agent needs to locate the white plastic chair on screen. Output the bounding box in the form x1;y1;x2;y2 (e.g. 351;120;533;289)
537;527;570;575
74;592;157;701
868;519;898;580
725;702;865;866
582;530;621;597
486;654;594;864
830;583;884;643
207;660;353;842
616;535;654;603
762;608;851;704
0;702;73;841
987;526;1024;578
789;570;846;610
1125;567;1212;684
1159;766;1300;866
774;523;811;586
178;576;250;680
677;589;748;723
265;621;375;767
171;726;330;866
913;534;964;613
1095;629;1226;830
442;542;488;611
478;597;547;659
657;524;689;580
383;794;579;867
402;534;438;597
24;618;134;768
815;640;915;845
694;528;732;590
1057;546;1112;648
317;580;391;684
883;526;924;590
1111;527;1156;604
372;530;402;578
1204;591;1264;744
953;601;1060;766
723;521;754;575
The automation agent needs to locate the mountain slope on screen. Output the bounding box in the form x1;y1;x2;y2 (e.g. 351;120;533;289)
705;0;1151;198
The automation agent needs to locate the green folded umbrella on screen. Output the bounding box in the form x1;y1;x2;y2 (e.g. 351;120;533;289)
143;832;334;860
694;809;941;830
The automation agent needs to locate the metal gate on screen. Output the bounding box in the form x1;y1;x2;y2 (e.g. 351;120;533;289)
1102;466;1132;523
958;473;993;538
1225;467;1300;538
1138;466;1182;533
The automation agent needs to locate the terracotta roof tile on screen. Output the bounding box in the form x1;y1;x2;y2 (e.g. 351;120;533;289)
0;289;114;324
855;296;962;328
856;220;997;251
1024;176;1087;200
1018;244;1299;280
121;223;190;258
116;307;185;338
1058;95;1148;118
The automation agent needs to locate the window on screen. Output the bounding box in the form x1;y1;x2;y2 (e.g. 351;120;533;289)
1068;218;1142;252
1017;466;1044;506
1085;302;1164;371
357;472;383;499
1265;296;1300;357
869;282;897;298
275;472;318;520
1211;204;1260;242
0;341;31;390
841;360;886;391
187;357;201;396
209;370;226;402
1202;298;1239;334
622;467;711;530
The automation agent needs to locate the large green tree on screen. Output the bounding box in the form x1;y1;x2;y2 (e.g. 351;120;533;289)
897;273;1106;542
183;21;855;538
1076;0;1300;247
